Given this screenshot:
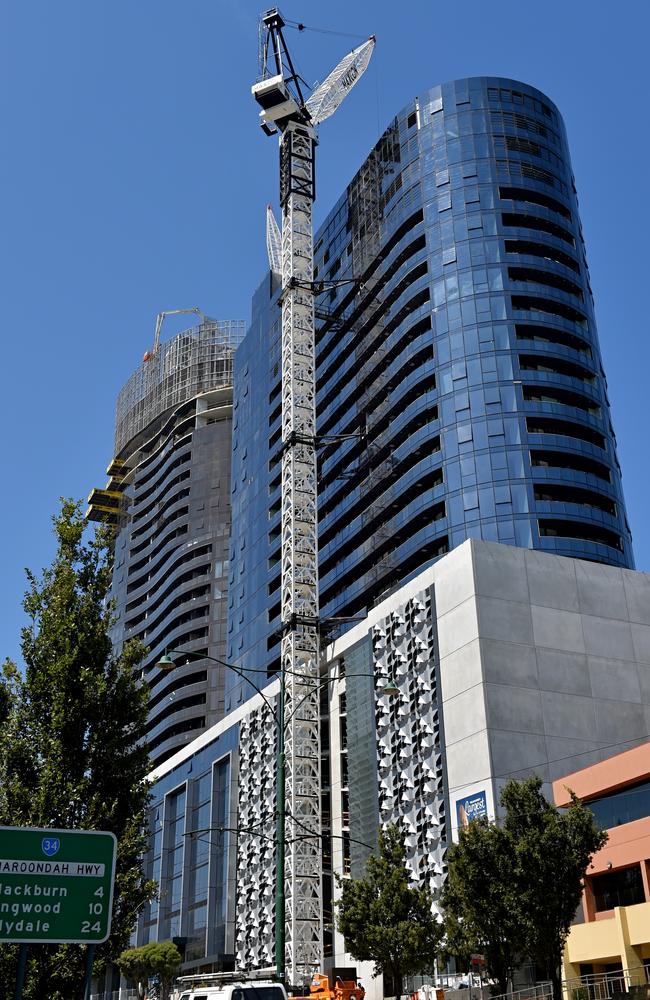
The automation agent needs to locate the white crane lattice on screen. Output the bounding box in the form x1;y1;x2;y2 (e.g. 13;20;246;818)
266;204;282;274
252;9;374;987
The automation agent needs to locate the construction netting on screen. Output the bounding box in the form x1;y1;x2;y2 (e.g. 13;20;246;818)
114;319;245;455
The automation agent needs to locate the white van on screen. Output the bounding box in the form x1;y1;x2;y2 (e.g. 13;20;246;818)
177;980;289;1000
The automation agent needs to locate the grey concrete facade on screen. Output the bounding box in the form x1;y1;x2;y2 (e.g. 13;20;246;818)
324;539;650;992
436;539;650;832
110;385;235;768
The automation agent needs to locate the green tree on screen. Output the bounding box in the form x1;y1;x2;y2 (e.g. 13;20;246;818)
442;778;607;1000
117;944;151;1000
441;817;523;995
335;824;443;996
117;941;182;1000
0;499;156;1000
501;777;607;1000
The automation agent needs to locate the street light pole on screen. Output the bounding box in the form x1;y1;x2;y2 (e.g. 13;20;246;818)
155;649;397;984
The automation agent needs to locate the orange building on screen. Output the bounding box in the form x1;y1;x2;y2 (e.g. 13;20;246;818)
553;743;650;988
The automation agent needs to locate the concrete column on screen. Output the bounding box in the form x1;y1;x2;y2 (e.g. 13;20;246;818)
640;859;650;904
582;878;596;922
613;907;642;973
562;953;582;1000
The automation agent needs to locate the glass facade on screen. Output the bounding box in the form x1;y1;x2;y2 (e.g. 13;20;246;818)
137;724;238;967
343;638;380;879
586;778;650;830
591;864;646;912
227;275;282;702
228;76;633;685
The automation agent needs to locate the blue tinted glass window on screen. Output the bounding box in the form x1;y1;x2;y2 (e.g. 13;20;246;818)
586;778;650;829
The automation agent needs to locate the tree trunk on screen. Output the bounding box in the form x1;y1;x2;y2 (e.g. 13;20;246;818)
385;968;403;999
490;977;508;998
550;967;562;1000
487;954;508;997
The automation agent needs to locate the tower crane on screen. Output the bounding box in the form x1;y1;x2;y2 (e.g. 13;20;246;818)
252;10;375;987
147;306;208;358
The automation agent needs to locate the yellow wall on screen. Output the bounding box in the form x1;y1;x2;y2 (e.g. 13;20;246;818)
565;915;621;964
564;902;650;976
625;902;650;946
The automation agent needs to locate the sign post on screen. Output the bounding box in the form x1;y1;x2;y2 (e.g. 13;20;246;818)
0;826;117;997
84;943;96;1000
14;944;27;1000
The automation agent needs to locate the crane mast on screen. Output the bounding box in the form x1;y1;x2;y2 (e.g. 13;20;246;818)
280;119;321;982
252;10;374;985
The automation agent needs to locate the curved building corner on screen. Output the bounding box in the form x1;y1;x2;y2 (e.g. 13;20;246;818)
229;75;634;683
89;316;244;768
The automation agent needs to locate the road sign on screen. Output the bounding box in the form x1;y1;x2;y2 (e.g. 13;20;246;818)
0;826;116;944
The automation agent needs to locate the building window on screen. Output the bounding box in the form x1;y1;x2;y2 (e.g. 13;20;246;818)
538;519;622;552
531;450;610;482
591;864;646;912
586;777;650;830
160;785;186;939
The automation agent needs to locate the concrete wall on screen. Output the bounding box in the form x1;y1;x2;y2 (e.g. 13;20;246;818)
325;537;650;846
437;540;650;836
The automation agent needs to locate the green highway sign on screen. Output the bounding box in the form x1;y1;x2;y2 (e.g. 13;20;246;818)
0;826;116;944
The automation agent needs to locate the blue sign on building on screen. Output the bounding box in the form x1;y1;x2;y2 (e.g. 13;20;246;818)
456;790;488;828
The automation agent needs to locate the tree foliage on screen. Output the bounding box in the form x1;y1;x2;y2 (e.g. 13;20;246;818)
442;777;607;1000
441;816;523;995
118;941;182;1000
335;824;442;994
0;500;156;1000
500;778;607;1000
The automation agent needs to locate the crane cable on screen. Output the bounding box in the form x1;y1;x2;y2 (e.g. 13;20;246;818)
282;18;369;97
283;18;366;41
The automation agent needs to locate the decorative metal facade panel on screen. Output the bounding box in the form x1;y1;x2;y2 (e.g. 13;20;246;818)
235;702;277;971
372;589;447;908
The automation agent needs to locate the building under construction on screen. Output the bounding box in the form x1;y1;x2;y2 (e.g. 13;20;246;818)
88;313;244;767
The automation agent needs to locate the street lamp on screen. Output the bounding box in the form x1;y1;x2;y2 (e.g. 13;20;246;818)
154;648;398;984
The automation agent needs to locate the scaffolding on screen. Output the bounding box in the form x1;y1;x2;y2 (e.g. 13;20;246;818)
114;318;244;455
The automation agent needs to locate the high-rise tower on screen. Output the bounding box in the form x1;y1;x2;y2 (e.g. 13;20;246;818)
228;77;632;685
122;79;641;992
88;314;244;767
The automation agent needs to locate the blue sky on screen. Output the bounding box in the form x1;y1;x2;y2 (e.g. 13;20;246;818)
1;0;648;665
